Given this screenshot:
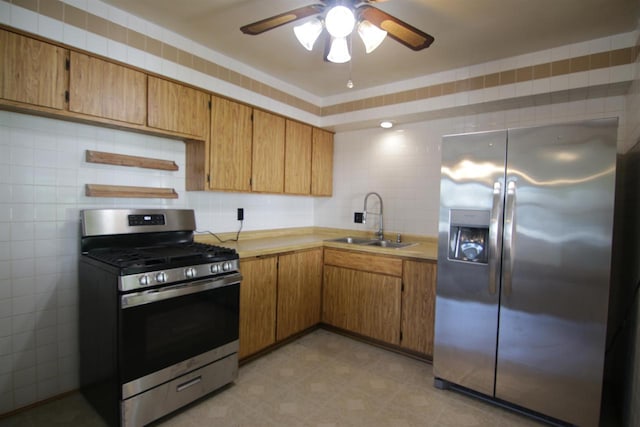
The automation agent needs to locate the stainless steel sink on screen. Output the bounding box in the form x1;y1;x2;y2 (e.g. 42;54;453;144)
326;236;417;249
363;240;417;249
325;236;374;244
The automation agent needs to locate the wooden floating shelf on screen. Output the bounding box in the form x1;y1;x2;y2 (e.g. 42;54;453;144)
85;184;179;199
86;150;179;171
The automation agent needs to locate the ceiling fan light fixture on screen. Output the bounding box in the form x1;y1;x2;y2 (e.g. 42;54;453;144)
327;37;351;63
325;5;356;38
293;18;324;51
357;20;387;54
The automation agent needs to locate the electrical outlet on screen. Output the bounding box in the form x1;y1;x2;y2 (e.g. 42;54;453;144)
354;212;363;223
237;208;244;221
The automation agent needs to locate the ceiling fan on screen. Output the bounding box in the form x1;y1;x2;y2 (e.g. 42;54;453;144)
240;1;434;64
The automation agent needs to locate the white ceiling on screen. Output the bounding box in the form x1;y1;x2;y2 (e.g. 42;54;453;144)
101;0;639;98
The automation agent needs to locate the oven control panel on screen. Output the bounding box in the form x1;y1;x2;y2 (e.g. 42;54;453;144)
119;259;240;291
128;214;165;226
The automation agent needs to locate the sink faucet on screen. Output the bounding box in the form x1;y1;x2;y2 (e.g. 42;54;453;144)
363;192;384;240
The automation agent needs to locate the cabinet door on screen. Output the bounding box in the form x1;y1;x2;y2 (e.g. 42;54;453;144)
209;96;253;191
311;128;334;196
239;257;278;359
252;109;285;193
284;120;312;195
0;29;67;110
323;265;402;345
69;51;146;124
148;76;209;139
401;260;437;356
276;249;322;341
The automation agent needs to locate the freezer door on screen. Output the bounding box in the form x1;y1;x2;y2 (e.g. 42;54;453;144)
495;118;617;426
434;130;506;396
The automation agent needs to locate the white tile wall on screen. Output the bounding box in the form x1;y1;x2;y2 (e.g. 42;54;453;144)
0;110;314;413
314;94;628;237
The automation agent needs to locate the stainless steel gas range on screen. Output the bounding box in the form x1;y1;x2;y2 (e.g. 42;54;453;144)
79;209;241;427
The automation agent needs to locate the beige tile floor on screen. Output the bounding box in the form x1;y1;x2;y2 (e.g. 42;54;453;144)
0;329;549;427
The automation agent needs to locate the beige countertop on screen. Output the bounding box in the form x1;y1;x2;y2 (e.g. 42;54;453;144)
195;227;438;261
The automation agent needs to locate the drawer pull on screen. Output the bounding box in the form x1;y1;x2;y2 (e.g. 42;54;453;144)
176;376;202;392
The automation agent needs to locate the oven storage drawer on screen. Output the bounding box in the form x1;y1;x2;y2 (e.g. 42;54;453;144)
122;352;238;427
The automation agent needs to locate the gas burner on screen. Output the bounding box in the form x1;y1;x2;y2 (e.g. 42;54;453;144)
87;243;238;270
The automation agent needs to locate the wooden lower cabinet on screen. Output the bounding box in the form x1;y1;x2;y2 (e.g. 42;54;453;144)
322;249;436;356
323;265;402;345
400;260;437;356
276;249;323;341
239;256;278;359
240;249;435;360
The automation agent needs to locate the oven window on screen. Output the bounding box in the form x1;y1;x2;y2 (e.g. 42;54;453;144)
120;283;239;384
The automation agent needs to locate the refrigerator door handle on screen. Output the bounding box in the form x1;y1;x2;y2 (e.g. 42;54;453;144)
503;180;517;295
488;181;503;295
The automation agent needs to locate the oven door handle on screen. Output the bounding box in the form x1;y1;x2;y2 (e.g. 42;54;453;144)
121;272;242;309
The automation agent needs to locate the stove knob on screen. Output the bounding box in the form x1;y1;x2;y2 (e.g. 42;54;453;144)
155;272;167;283
139;275;150;286
185;267;196;279
222;262;232;272
210;264;220;274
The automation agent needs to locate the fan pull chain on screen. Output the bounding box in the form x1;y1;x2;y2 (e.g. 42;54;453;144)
347;35;354;89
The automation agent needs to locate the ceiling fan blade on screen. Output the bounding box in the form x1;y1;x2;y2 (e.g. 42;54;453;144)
357;5;434;51
240;4;325;35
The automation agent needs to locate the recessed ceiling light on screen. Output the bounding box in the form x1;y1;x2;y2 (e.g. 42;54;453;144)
380;121;393;129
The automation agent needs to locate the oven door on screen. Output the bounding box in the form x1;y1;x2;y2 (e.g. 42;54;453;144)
119;273;240;399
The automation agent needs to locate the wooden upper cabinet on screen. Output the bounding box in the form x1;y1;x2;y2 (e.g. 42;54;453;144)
209;96;253;191
276;249;323;341
147;76;209;139
311;128;334;196
401;260;437;356
284;120;312;195
252;109;285;193
69;51;146;125
0;29;67;110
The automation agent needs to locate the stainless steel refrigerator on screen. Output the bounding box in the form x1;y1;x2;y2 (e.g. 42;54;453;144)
433;118;618;426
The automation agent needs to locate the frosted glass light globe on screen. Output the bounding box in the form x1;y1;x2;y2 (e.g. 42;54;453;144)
325;5;355;38
327;37;351;63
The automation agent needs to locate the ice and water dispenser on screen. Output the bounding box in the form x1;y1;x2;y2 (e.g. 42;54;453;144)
448;209;490;264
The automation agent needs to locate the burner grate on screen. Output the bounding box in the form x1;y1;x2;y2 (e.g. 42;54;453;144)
87;243;237;269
